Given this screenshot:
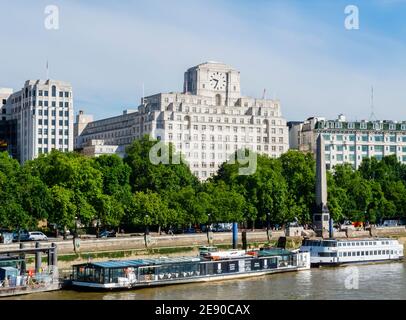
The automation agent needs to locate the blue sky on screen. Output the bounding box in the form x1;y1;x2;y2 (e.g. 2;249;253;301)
1;0;406;121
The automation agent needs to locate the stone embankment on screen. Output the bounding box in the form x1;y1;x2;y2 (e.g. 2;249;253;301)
2;227;405;255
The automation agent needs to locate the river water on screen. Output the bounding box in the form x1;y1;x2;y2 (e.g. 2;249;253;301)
7;261;406;300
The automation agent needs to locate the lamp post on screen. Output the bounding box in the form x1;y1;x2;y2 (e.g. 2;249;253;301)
266;212;271;242
145;214;150;236
207;213;211;244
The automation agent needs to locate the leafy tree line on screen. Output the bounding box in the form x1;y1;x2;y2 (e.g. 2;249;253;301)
1;135;406;233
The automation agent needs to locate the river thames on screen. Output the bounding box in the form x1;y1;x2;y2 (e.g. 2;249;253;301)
7;261;406;300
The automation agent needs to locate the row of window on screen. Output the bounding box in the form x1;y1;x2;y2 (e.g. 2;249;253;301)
324;134;406;143
38;138;69;145
38;119;69;126
337;240;391;247
162;100;278;112
326;145;402;152
36;101;70;108
181;144;285;153
168;134;284;144
36;110;70;117
168;124;284;134
323;121;405;131
326;153;406;163
38;129;69;135
38;147;69;154
171;115;283;125
338;250;398;257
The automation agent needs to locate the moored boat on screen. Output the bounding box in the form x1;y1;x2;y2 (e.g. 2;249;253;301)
68;247;310;290
300;238;404;267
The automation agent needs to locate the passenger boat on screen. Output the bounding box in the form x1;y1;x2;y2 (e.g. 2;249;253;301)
68;247;310;290
300;238;404;267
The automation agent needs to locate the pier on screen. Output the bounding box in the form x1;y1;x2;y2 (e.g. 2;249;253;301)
0;243;59;298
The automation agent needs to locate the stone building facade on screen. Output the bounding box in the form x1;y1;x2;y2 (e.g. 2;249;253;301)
75;62;289;179
290;114;406;170
0;80;74;162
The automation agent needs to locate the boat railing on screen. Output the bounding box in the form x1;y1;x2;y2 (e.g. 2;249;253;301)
0;267;58;291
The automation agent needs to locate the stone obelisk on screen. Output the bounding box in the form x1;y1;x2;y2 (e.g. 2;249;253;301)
313;134;332;238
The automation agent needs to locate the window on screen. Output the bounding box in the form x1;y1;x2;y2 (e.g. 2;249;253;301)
51;86;57;97
65;91;69;98
44;91;49;97
375;135;384;142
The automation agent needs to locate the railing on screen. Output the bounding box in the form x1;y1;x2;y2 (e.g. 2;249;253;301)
0;267;59;291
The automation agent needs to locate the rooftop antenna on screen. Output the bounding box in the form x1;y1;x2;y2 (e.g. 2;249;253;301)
142;83;145;105
369;86;376;121
262;89;267;100
46;60;49;80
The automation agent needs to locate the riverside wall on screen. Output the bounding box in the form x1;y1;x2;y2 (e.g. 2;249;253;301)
1;227;405;256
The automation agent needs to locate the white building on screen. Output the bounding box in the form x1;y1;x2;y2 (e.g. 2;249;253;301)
2;80;74;162
290;114;406;170
75;62;289;179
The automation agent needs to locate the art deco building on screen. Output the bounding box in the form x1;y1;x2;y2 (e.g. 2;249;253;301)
289;114;406;170
0;80;74;162
75;62;289;179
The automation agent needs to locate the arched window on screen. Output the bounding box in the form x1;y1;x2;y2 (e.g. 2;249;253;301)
215;94;222;106
52;85;57;97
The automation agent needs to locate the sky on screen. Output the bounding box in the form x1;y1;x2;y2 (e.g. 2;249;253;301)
1;0;406;121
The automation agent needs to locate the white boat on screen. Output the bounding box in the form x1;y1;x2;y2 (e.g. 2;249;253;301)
300;238;404;267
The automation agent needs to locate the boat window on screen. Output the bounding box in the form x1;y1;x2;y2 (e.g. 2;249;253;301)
373;242;377;245
361;251;364;256
343;252;347;257
386;250;390;254
352;252;356;256
352;243;355;246
391;250;393;254
338;243;341;247
356;242;360;246
366;251;369;256
378;250;381;255
374;251;377;255
357;252;360;256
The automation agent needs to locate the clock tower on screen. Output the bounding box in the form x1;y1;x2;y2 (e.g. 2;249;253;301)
183;61;241;106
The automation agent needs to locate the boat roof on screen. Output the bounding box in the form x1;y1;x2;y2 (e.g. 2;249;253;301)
77;257;202;269
258;248;292;257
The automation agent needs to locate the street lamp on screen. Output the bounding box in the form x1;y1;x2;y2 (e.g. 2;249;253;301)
207;213;211;244
266;212;271;242
145;214;150;236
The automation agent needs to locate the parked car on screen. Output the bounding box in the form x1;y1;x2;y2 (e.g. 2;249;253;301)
99;230;116;238
27;231;48;241
13;231;30;242
183;227;196;234
212;223;233;232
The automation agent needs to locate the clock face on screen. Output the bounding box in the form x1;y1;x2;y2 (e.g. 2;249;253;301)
209;72;227;91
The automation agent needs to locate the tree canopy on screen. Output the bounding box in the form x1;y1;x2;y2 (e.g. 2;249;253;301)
1;141;406;232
